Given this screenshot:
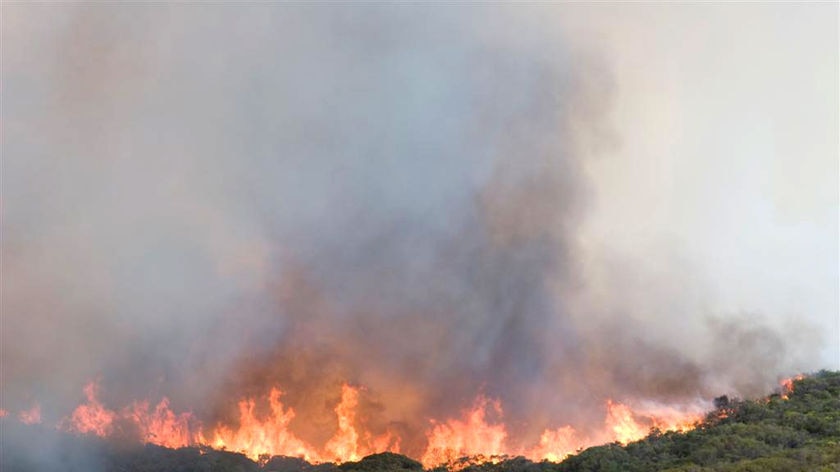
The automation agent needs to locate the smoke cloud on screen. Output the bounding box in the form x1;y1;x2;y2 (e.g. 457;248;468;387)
3;3;837;459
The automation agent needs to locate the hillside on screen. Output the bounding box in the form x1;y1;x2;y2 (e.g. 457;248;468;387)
550;370;840;472
2;371;838;472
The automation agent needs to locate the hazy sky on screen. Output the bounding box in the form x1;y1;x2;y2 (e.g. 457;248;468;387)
2;3;838;450
564;4;838;366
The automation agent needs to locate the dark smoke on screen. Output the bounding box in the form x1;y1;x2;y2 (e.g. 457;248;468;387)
2;3;831;459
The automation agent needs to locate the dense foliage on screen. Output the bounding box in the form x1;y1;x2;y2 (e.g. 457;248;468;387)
550;370;840;472
2;371;837;472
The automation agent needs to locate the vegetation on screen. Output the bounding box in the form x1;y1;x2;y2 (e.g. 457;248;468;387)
2;371;837;472
551;370;840;472
338;452;424;472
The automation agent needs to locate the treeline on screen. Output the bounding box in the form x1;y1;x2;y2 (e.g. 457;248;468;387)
2;371;838;472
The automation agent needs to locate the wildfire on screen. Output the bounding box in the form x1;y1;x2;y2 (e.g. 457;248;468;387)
605;400;647;444
780;374;806;400
128;398;194;448
421;396;507;467
205;387;317;461
526;426;580;462
324;384;362;461
420;396;701;468
65;382;116;435
12;380;706;468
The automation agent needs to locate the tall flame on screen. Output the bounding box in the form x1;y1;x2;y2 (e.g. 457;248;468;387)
41;380;705;468
324;384;361;461
128;398;194;448
203;388;318;461
421;396;507;467
604;400;647;444
65;382;116;435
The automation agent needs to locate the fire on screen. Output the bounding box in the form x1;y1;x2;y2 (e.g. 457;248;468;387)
203;387;318;461
324;384;362;461
127;398;194;448
18;404;42;425
0;408;8;418
64;382;195;448
323;383;400;461
780;374;806;400
16;380;705;467
604;400;647;444
418;397;699;467
421;396;507;467
527;426;580;462
603;400;702;445
64;382;116;435
58;381;397;464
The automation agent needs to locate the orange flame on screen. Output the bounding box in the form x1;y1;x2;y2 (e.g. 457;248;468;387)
65;382;116;435
52;380;704;467
526;426;580;462
604;400;646;444
205;387;318;461
324;384;364;461
127;398;194;448
421;396;507;467
780;374;805;400
604;400;702;444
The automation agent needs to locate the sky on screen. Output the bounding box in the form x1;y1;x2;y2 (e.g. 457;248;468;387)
2;2;838;456
567;4;838;367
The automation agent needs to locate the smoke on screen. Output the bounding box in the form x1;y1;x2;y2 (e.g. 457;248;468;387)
3;3;837;459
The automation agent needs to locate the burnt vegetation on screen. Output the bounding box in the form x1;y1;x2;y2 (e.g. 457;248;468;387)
2;371;838;472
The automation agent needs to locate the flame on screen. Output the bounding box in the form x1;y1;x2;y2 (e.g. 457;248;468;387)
421;396;507;468
649;410;701;432
604;400;702;445
205;387;318;461
368;430;401;456
65;382;116;435
47;380;705;467
127;398;194;448
780;374;806;400
0;408;8;418
329;387;402;458
18;404;42;425
324;384;362;461
527;426;580;462
604;400;646;444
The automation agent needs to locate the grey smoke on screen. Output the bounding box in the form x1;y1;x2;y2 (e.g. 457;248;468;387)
2;4;835;458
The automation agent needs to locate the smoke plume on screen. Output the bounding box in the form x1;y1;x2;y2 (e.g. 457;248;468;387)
3;3;836;461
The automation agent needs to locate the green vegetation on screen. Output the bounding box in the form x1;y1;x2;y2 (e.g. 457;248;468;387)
338;452;424;472
550;370;840;472
2;371;837;472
